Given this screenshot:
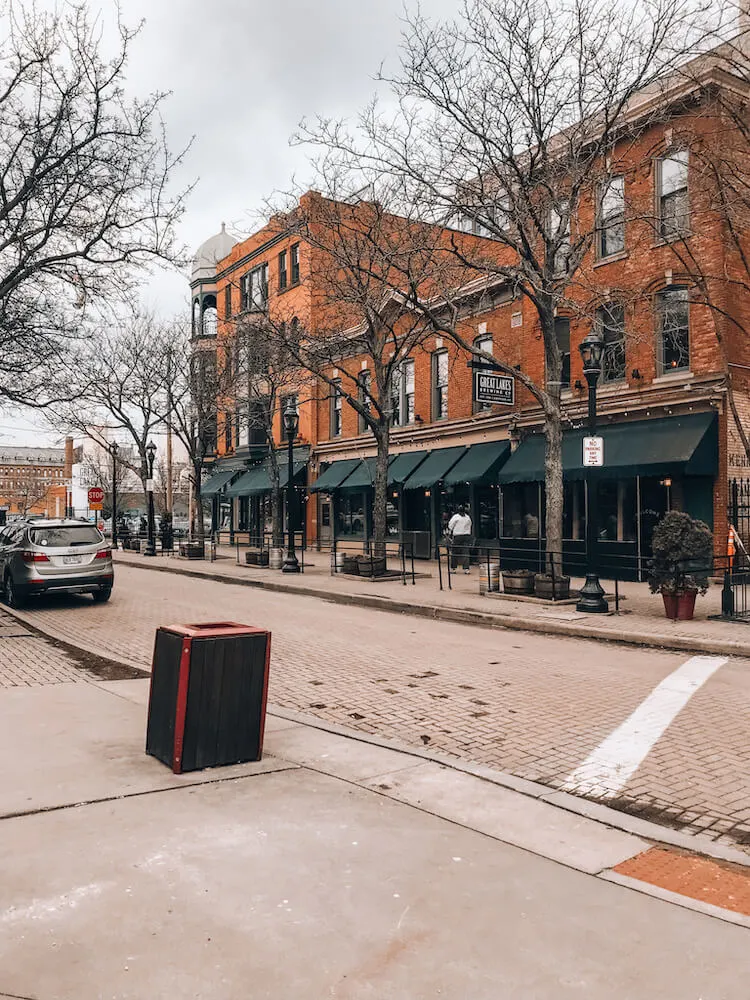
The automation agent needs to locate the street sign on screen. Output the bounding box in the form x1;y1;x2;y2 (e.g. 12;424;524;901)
89;502;103;511
583;436;604;467
145;479;155;492
87;486;104;505
472;369;515;406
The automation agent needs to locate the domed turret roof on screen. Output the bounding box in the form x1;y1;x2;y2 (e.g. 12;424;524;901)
191;223;238;282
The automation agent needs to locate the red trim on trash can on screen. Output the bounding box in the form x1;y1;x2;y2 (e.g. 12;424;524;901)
257;632;272;755
172;636;193;774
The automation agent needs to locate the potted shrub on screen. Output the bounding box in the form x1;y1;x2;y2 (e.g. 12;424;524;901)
534;572;571;600
648;511;713;621
501;568;535;595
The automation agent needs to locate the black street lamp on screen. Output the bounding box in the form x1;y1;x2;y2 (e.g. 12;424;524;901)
111;441;118;550
576;331;609;614
144;440;157;557
281;399;301;574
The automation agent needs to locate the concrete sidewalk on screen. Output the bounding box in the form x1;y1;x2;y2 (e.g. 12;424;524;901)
1;665;749;999
114;546;750;659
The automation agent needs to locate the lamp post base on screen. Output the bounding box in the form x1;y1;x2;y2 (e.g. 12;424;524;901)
576;573;609;613
143;543;156;558
281;552;301;573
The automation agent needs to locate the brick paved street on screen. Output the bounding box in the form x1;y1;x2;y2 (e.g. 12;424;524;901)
8;565;750;852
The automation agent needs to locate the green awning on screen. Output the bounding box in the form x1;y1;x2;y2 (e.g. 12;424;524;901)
388;451;429;486
227;461;306;496
310;458;362;493
338;457;378;490
202;469;240;496
402;446;467;490
496;412;718;485
443;440;511;487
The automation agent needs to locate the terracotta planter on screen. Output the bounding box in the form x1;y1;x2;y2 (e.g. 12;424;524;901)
662;590;697;621
501;570;535;596
534;573;571;600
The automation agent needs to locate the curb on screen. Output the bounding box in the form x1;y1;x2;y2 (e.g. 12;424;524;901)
113;554;750;659
5;600;750;875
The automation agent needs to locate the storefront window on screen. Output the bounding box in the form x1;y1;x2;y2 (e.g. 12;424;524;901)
501;484;541;538
386;495;400;536
476;486;499;540
335;492;367;537
219;499;232;530
563;481;585;540
596;479;637;542
238;496;250;531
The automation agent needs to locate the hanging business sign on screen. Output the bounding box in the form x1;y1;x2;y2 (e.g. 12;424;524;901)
472;368;515;406
583;436;604;467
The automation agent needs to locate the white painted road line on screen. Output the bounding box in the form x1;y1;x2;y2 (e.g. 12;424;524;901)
562;655;728;799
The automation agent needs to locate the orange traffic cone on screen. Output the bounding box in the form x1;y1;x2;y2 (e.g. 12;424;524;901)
728;526;736;572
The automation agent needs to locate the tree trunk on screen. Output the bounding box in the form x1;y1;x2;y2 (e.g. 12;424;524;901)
544;407;564;573
372;426;390;561
541;309;564;573
191;461;205;542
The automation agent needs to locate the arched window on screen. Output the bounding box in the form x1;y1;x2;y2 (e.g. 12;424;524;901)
596;304;626;383
657;286;689;373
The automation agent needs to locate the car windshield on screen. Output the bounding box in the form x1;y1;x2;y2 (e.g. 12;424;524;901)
30;526;102;547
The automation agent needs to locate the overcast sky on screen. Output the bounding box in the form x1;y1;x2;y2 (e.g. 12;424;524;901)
3;0;462;446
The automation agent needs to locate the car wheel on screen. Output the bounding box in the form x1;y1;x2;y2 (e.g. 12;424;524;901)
92;587;112;603
5;573;26;609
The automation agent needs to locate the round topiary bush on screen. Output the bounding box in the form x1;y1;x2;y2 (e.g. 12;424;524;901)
648;510;714;595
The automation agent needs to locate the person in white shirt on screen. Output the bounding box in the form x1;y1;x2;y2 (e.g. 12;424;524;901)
448;505;473;573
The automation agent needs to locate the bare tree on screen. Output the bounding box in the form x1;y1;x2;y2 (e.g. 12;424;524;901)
297;0;722;566
0;2;190;407
57;309;170;501
226;314;310;547
263;194;443;561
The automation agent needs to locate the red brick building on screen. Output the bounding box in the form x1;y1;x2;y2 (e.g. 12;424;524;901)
194;42;750;578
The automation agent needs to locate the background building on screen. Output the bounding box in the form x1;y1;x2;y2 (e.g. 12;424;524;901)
0;439;73;518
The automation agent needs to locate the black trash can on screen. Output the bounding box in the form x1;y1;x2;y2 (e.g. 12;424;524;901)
146;621;271;773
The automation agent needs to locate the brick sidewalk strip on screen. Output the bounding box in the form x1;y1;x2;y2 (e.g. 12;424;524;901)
112;548;750;659
615;847;750;917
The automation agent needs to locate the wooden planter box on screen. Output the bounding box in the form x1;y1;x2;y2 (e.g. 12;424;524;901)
342;555;360;576
501;569;534;595
358;556;387;578
534;573;571;600
179;541;205;560
245;550;269;567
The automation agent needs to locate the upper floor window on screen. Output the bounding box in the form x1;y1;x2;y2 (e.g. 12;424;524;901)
432;350;449;420
290;244;300;285
554;318;571;390
657;151;689;240
598;176;625;258
549;200;570;275
278;250;287;291
224;411;233;452
240;263;268;312
391;359;415;427
597;303;626;383
224;284;232;319
329;380;342;438
357;371;372;434
657;286;690;373
473;335;494;413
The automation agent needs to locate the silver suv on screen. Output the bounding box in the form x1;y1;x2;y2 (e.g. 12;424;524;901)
0;518;114;607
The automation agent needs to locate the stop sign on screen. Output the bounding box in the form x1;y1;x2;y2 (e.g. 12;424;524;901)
88;486;104;505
